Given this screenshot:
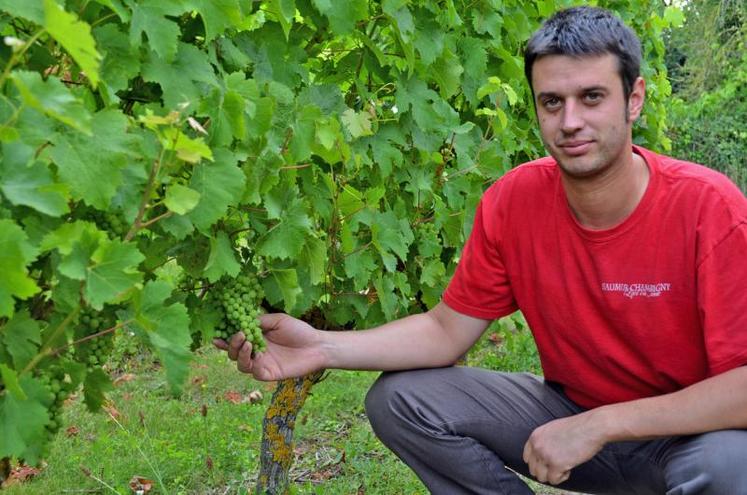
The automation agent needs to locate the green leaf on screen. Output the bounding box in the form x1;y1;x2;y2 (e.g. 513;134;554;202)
267;0;296;39
0;161;70;217
0;0;43;23
186;0;243;41
187;149;245;232
0;220;39;318
164;184;201;215
168;128;213;163
142;42;219;109
203;231;240;283
344;249;377;290
413;16;445;66
311;0;367;35
49;110;138;210
0;364;25;400
432;49;464;99
256;197;311;260
82;367;113;411
11;71;92;134
0;310;42;370
341;108;373;138
420;258;446;287
129;0;182;62
132;281;192;394
0;375;49;463
300;237;327;285
85;239;145;309
268;268;301;312
44;0;102;87
371;211;414;272
94;23;141;94
663;6;685;28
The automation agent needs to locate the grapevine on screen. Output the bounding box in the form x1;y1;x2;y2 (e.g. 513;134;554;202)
0;0;674;490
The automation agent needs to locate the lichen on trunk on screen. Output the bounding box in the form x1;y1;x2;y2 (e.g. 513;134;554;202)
254;370;325;495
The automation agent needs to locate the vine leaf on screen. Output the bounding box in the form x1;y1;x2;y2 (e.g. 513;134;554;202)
266;268;302;313
370;211;414;272
49;110;135;210
0;374;49;464
44;0;102;87
300;237;327;286
341;109;373;139
11;71;92;134
164;184;201;215
131;281;192;394
0;220;39;319
1;310;42;370
83;367;113;412
0;0;43;24
256;198;311;260
311;0;367;35
186;0;244;42
129;0;182;62
203;231;241;283
187;149;245;232
85;239;145;310
0;161;70;217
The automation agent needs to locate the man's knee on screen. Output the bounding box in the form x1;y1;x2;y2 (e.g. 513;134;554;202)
364;371;414;432
667;430;747;494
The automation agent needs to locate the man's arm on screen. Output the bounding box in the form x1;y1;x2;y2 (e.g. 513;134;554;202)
524;365;747;485
219;302;492;381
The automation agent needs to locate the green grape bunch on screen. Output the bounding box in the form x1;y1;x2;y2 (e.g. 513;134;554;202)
37;363;76;443
210;273;266;353
83;208;129;239
75;306;118;370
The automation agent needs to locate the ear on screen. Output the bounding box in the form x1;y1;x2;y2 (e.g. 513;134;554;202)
627;77;646;121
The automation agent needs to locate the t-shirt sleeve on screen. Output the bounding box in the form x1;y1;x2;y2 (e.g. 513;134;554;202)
442;195;518;320
699;219;747;376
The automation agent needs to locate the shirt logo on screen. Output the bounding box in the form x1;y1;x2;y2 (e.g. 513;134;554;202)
601;282;672;299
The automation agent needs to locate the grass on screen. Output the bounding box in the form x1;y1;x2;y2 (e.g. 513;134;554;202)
5;317;578;494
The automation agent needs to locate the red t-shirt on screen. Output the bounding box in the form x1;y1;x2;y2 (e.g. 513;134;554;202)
443;146;747;409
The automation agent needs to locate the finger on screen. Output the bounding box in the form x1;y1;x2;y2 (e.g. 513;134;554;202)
548;469;571;486
236;341;254;374
532;462;549;483
213;338;228;350
258;313;287;332
227;332;246;361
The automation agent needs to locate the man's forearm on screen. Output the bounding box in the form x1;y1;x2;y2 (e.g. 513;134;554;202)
319;303;490;372
593;365;747;443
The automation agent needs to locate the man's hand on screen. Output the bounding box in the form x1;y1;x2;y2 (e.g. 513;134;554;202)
522;411;607;486
213;313;327;381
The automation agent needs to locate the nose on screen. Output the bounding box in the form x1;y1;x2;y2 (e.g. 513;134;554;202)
560;99;584;134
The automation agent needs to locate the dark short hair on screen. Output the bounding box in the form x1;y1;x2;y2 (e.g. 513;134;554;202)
524;6;642;101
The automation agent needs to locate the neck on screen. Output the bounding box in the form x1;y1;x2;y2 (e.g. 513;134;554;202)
562;149;650;230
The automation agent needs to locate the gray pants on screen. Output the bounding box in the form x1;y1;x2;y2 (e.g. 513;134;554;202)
364;367;747;494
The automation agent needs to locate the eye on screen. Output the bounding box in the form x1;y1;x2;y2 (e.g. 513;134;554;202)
584;91;603;104
541;96;561;110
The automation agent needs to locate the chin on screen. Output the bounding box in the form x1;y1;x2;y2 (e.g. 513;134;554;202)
557;158;610;179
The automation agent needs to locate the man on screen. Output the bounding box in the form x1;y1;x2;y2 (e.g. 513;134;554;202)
216;6;747;494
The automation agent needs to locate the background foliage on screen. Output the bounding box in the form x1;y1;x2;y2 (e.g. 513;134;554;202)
665;0;746;192
0;0;677;476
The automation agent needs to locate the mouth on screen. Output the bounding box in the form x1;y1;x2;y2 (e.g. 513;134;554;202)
558;140;593;156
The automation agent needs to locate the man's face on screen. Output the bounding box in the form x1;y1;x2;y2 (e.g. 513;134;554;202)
531;54;644;179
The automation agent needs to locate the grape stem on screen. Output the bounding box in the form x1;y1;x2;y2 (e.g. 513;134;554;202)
22;307;80;374
51;319;134;356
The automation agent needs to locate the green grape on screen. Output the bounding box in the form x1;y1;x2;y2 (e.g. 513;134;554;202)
75;305;118;370
207;271;267;353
